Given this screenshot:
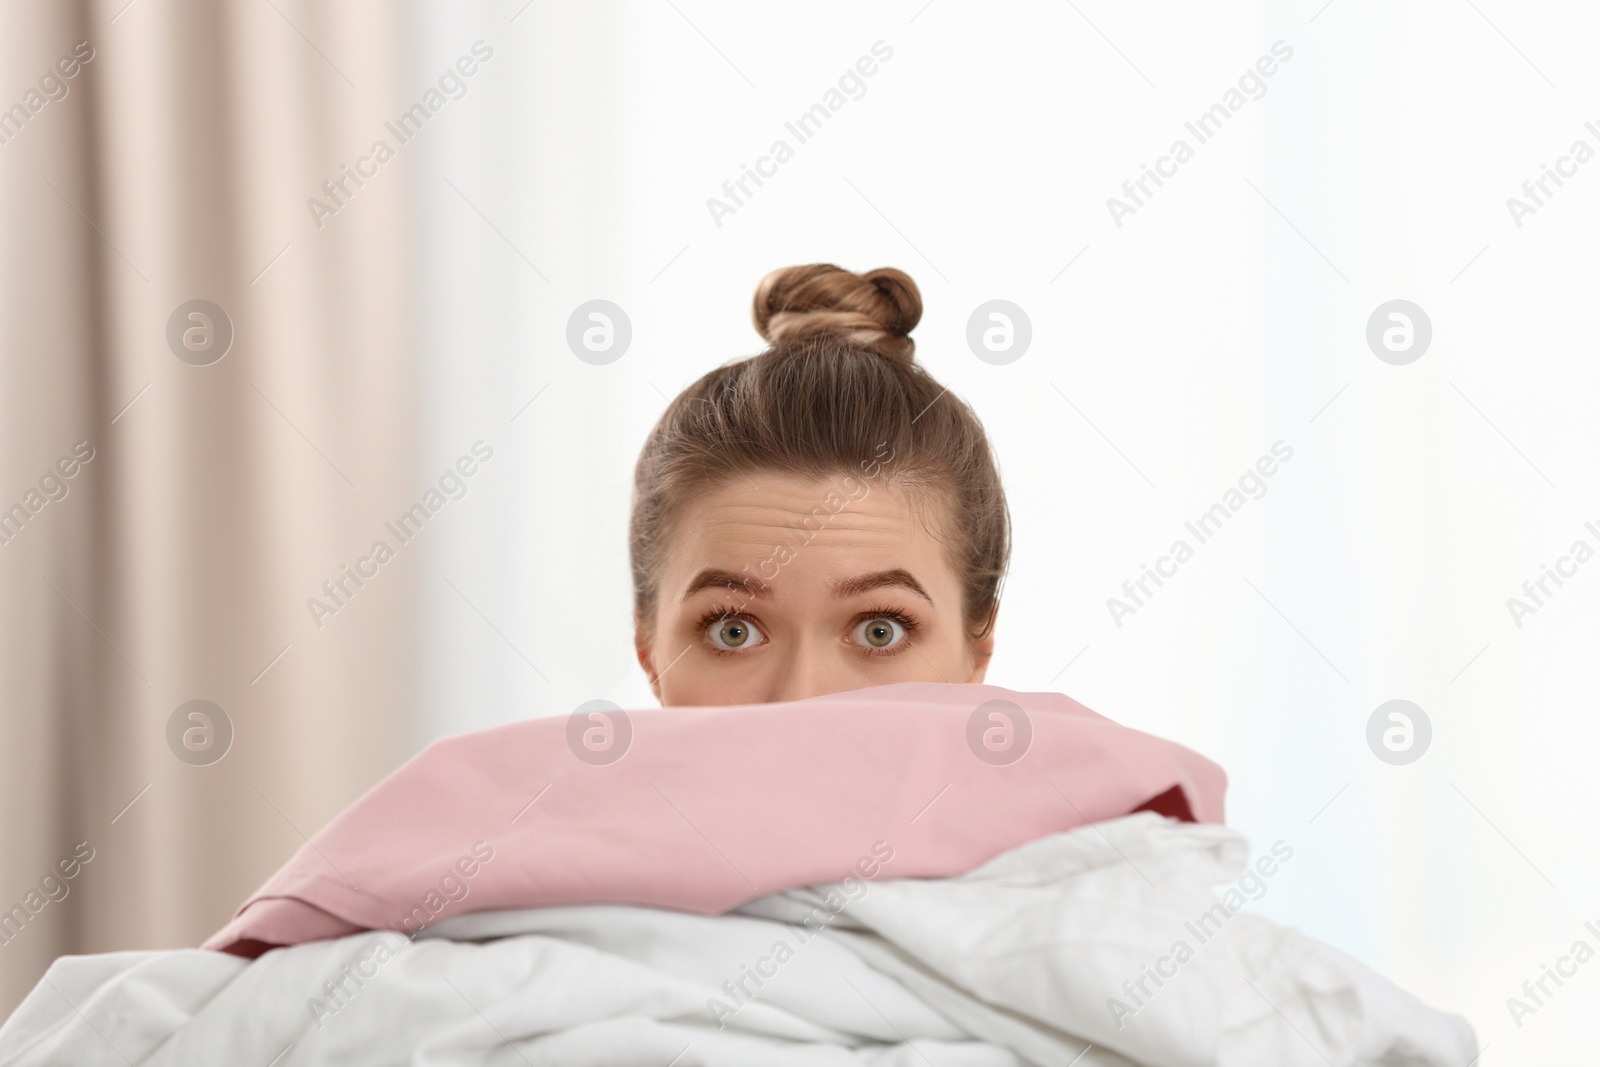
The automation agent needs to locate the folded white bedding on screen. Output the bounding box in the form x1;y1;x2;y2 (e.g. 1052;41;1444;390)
0;813;1476;1066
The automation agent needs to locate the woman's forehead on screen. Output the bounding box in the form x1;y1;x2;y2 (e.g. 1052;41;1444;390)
662;473;955;598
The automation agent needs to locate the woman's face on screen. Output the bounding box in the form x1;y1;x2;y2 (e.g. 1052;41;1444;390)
636;471;994;706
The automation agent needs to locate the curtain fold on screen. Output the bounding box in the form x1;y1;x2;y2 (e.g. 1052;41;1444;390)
0;0;417;1016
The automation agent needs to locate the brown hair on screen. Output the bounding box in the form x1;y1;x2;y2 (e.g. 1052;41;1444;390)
629;264;1010;644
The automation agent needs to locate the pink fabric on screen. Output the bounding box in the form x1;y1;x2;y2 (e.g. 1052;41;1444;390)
204;682;1226;957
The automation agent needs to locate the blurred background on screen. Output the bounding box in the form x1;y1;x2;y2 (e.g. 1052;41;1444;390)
3;0;1597;1059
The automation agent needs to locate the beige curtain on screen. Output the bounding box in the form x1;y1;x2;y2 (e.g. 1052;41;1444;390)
0;0;417;1015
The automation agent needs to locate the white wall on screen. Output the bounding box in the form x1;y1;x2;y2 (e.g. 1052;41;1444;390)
408;1;1600;1060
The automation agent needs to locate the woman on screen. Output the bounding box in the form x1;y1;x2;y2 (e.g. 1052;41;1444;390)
1;267;1480;1065
3;271;1480;1063
630;263;1009;706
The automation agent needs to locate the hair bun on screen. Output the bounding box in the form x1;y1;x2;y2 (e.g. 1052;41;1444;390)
753;264;922;363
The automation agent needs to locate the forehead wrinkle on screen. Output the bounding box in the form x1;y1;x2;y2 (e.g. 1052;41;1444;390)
694;526;913;561
663;475;952;594
697;501;911;539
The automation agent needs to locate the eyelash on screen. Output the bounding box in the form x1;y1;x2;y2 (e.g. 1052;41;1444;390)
695;604;921;657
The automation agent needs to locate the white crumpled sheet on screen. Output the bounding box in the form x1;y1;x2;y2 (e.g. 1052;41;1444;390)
0;813;1476;1066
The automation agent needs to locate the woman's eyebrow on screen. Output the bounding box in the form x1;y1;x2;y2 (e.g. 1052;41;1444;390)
680;569;769;602
680;567;933;605
832;568;933;605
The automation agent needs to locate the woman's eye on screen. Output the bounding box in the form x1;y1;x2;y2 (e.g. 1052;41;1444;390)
853;616;907;652
707;616;763;651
